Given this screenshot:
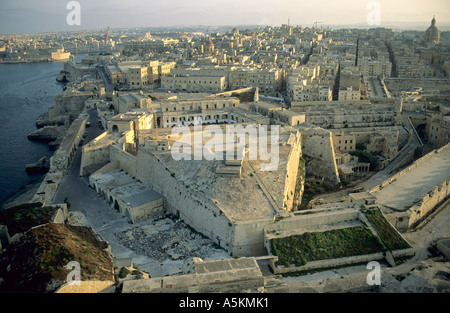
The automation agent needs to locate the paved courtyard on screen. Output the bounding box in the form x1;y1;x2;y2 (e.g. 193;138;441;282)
372;146;450;211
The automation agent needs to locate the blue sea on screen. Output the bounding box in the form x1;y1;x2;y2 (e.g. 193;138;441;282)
0;62;65;204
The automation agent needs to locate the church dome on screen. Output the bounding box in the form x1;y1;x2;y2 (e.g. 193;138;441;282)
424;16;440;45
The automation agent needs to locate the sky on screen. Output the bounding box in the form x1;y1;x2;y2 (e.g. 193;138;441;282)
0;0;449;34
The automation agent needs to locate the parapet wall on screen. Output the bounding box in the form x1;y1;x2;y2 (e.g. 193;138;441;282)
263;208;360;252
268;252;385;275
408;178;450;228
32;114;88;205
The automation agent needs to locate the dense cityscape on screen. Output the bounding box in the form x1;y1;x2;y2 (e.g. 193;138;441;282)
0;1;449;300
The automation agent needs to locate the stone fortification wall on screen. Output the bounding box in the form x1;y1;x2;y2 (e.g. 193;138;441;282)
136;149;235;254
58;62;98;83
50;114;87;173
282;131;304;211
110;145;137;178
263;208;360;252
49;91;93;120
303;109;399;129
268;252;385;275
407;178;450;229
264;207;413;274
80;132;112;176
265;209;359;234
231;219;274;257
32;114;87;205
300;127;340;185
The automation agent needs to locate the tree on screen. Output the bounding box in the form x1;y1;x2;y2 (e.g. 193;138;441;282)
350;149;378;171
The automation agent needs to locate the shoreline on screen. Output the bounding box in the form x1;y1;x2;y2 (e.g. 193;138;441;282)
0;59;70;65
1;176;45;210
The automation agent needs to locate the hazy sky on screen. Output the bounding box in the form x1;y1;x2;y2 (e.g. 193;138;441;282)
1;0;449;34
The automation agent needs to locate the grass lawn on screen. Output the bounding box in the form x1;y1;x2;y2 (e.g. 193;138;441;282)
363;208;411;251
271;226;385;267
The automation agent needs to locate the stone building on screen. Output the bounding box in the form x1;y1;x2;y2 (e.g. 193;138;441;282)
338;67;362;101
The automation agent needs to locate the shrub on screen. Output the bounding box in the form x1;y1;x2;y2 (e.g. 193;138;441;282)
118;267;130;279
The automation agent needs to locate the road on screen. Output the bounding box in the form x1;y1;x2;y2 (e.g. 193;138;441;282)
97;65;114;92
365;76;389;98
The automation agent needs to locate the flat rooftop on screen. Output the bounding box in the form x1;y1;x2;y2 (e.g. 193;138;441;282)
91;169;164;208
372;145;450;211
140;126;294;221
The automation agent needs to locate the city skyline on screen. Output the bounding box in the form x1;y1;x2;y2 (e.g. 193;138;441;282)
1;0;450;34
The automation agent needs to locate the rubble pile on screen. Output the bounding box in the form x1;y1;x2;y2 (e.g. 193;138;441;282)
114;218;220;262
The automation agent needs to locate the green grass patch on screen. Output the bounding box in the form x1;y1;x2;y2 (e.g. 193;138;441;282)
270;226;385;267
363;208;410;251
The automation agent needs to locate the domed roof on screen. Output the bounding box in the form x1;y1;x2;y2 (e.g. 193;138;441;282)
424;16;440;44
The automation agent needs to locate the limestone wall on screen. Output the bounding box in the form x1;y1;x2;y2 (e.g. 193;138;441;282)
50;115;87;173
408;178;450;228
56;280;115;293
49;91;93;120
264;208;359;239
372;144;450;230
59;62;98;83
80;146;111;176
51;204;69;224
110;145;137;178
268;252;385;274
127;201;165;224
231;219;274;257
282;131;304;211
136;149;234;253
32;114;87;205
300;127;340;185
79;133;113;176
